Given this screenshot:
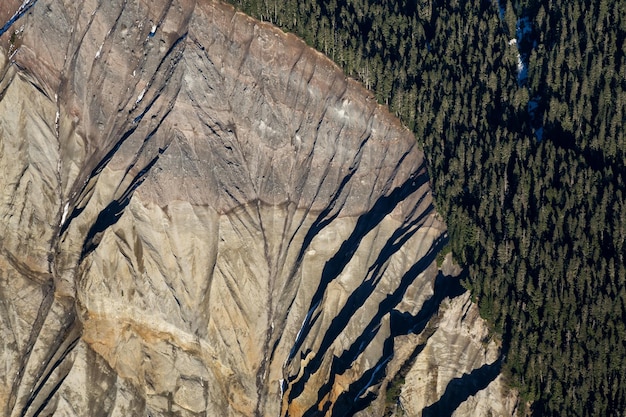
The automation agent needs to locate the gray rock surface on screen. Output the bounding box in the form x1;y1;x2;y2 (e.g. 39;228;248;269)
0;1;517;416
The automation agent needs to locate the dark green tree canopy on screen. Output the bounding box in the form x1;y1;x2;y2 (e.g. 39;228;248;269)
226;0;626;415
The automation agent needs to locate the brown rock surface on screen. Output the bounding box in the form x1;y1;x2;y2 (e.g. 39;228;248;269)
0;1;516;416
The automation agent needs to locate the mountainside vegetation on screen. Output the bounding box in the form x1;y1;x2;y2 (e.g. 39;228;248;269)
225;0;626;415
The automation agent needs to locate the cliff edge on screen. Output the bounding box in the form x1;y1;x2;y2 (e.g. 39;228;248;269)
0;1;516;416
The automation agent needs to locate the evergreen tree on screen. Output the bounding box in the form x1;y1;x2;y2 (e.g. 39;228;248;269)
226;0;626;414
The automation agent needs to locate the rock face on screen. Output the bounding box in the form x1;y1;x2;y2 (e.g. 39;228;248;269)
0;1;516;416
391;288;519;417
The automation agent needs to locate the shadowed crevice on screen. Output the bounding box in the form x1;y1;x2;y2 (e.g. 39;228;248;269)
421;358;503;417
60;31;187;237
80;146;169;259
0;0;39;37
59;125;138;236
22;330;81;417
288;230;450;411
329;332;396;417
333;228;446;377
6;281;54;416
288;165;430;364
389;266;466;337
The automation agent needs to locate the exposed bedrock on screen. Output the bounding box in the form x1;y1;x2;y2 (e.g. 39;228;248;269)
0;1;517;416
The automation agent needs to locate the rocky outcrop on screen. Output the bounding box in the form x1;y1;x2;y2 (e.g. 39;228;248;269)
352;256;519;417
394;289;519;417
0;1;516;416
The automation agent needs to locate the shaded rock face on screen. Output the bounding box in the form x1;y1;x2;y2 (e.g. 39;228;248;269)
0;1;516;416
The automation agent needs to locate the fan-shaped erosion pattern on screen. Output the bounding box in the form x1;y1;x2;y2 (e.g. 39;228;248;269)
0;1;517;416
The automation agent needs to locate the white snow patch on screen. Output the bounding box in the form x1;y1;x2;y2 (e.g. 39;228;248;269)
355;356;392;400
292;300;320;350
55;110;60;137
514;17;532;82
2;2;30;39
12;0;33;19
294;317;307;343
136;88;146;104
60;203;69;226
517;53;525;75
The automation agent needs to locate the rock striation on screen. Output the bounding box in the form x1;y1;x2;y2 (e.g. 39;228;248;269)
0;0;517;416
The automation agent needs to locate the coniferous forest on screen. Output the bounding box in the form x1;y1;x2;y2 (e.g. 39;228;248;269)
225;0;626;415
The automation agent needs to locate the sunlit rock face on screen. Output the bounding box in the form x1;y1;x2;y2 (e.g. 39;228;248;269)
0;1;516;416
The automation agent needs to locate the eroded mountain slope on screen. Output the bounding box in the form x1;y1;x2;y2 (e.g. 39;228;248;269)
0;1;516;416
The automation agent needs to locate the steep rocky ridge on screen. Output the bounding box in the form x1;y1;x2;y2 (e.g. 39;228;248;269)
0;1;516;416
